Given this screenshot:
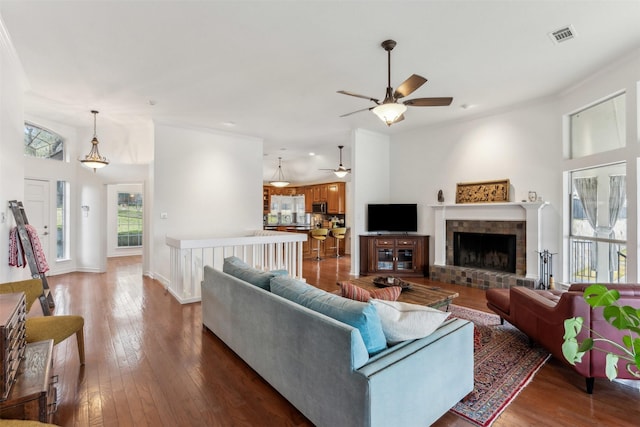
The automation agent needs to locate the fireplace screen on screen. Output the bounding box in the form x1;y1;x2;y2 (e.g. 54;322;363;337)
453;232;516;273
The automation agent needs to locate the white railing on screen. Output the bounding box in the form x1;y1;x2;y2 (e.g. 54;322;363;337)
165;230;307;304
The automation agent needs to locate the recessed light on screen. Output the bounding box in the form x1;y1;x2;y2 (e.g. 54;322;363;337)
221;121;236;127
309;152;316;156
460;104;476;110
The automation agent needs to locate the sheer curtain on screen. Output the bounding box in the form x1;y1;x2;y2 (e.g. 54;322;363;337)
573;177;598;231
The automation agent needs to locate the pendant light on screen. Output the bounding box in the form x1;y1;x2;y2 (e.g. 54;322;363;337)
79;110;109;172
270;157;290;187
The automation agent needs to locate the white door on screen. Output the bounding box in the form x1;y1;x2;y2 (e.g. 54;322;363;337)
23;179;51;264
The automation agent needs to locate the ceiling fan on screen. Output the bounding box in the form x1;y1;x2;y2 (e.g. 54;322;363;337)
320;145;351;178
338;39;453;126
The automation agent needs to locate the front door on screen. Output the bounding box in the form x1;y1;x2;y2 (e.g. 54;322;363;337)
23;179;51;264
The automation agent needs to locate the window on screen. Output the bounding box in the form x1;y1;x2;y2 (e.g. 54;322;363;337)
569;163;626;283
570;93;626;159
24;123;64;160
56;181;69;260
117;192;143;247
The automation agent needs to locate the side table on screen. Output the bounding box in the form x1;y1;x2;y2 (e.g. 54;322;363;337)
0;340;56;423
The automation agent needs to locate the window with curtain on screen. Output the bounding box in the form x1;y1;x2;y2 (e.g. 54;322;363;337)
24;123;65;160
569;92;626;159
570;163;626;283
117;192;143;247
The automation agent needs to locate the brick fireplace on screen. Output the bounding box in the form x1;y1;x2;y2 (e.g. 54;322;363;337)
429;202;548;289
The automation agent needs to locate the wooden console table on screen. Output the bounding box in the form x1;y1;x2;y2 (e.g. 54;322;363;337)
0;339;56;423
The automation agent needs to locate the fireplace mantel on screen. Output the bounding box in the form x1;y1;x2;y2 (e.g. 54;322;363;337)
431;201;549;280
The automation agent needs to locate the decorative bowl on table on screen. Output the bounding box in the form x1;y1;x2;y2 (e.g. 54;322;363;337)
372;276;411;290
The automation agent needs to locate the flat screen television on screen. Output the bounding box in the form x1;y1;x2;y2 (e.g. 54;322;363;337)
367;203;418;233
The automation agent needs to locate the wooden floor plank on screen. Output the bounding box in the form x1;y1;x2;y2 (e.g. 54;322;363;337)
41;255;638;427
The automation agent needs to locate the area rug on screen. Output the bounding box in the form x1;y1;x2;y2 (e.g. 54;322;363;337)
447;305;550;427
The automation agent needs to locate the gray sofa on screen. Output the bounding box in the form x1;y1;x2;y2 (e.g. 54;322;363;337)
202;265;474;427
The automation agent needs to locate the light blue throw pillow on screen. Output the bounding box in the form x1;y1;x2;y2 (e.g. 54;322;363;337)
270;276;387;355
223;256;287;291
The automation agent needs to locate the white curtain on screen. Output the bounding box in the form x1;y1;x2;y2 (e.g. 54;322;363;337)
573;177;598;231
608;175;626;280
607;175;626;233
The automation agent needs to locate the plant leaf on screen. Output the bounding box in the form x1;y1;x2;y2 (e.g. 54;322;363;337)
578;337;594;352
583;284;620;308
563;317;583;339
562;338;581;365
605;353;619;380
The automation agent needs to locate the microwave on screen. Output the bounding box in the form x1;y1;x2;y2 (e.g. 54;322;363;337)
312;202;326;214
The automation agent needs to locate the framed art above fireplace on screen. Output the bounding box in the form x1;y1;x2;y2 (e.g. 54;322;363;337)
455;179;510;204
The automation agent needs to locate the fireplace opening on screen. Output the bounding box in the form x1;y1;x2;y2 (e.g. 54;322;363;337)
453;232;516;273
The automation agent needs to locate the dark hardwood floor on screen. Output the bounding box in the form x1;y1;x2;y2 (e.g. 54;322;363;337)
42;255;638;426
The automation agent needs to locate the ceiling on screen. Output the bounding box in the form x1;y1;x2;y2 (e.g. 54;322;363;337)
1;1;639;184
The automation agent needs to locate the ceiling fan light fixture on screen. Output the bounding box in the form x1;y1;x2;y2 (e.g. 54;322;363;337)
372;102;407;126
79;110;109;172
334;168;349;178
269;157;290;187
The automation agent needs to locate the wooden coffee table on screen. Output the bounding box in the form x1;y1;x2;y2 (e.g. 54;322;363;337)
348;276;459;310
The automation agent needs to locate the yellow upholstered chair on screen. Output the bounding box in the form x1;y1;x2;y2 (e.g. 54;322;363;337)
0;420;59;426
0;279;85;365
310;228;329;261
330;227;347;258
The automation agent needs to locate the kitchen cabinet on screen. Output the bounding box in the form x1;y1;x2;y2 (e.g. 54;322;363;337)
359;235;429;277
264;182;345;215
304;187;313;212
326;182;345;214
319;185;328;202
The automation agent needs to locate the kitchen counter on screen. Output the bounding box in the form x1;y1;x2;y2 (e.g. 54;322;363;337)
263;224;314;231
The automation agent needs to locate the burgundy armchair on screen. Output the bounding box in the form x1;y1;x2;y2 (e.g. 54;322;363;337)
486;283;640;393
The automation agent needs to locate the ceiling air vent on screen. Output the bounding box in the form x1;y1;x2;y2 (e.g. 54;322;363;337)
549;25;576;44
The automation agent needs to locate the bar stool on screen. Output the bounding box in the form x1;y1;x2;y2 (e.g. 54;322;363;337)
310;228;329;261
330;227;347;257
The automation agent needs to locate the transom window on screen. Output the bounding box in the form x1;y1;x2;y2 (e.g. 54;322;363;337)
24;123;64;160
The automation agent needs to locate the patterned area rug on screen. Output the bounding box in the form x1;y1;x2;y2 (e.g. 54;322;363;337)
447;305;550;427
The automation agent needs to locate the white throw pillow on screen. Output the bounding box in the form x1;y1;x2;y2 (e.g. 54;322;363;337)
371;299;451;344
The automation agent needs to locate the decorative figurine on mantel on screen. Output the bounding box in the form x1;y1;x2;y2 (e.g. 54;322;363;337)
437;189;444;203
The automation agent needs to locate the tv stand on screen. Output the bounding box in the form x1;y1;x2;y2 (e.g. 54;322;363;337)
359;235;429;277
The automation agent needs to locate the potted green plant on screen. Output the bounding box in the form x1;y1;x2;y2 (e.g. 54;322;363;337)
563;284;640;380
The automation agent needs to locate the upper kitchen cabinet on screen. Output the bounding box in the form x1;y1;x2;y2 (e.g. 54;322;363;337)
327;182;345;214
304;187;313;212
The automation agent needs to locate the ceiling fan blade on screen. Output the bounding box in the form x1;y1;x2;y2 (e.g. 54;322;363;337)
339;107;374;118
404;97;453;107
393;74;427;99
337;90;380;104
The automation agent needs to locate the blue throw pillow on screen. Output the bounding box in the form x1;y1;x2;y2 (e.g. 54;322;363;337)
271;276;387;355
223;256;286;291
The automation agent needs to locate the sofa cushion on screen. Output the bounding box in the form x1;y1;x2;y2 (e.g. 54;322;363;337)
271;276;387;355
371;300;451;344
223;256;287;291
339;281;402;302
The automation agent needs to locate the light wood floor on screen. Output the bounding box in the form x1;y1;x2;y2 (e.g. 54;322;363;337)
42;255;637;426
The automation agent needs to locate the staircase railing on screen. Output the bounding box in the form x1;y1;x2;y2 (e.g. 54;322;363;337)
165;230;306;304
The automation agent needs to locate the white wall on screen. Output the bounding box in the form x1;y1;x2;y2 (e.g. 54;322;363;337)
0;19;27;282
391;99;563;277
151;123;263;284
351;128;391;274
